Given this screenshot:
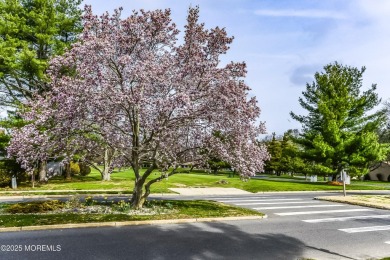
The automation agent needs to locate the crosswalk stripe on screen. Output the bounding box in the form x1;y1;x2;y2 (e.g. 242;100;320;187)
385;241;390;245
219;198;301;203
275;209;373;216
303;215;390;223
209;195;272;198
209;196;273;200
339;225;390;233
254;204;343;210
236;201;320;205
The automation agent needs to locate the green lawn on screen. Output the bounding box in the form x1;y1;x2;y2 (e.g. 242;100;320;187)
1;168;389;194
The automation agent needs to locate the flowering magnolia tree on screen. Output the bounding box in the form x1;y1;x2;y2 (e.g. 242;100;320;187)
8;6;269;208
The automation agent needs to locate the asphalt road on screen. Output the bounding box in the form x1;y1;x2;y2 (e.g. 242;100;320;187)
0;192;390;260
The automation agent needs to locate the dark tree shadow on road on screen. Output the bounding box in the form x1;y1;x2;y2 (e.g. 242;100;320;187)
1;221;309;260
305;245;355;260
118;221;306;260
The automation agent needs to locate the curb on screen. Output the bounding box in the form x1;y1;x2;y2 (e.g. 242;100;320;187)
0;215;266;233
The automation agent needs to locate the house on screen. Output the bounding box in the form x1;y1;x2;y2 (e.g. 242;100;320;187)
47;161;64;178
367;162;390;181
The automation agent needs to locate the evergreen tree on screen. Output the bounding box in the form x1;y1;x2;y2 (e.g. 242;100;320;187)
377;101;390;162
0;0;82;107
0;128;9;157
280;130;306;176
264;133;282;175
291;62;388;179
208;156;231;175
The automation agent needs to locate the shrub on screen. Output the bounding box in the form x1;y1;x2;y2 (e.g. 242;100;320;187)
70;161;80;175
0;159;27;187
6;200;64;214
115;200;131;212
326;181;343;186
79;162;91;176
84;196;96;206
216;179;229;185
0;167;11;187
376;173;386;182
363;174;371;181
64;196;83;209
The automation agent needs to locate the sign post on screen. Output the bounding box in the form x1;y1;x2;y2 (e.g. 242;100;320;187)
341;169;347;197
11;175;17;189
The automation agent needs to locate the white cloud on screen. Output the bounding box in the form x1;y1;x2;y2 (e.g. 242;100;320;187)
254;9;347;19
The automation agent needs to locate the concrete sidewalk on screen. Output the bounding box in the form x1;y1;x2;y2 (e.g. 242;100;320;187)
169;187;251;195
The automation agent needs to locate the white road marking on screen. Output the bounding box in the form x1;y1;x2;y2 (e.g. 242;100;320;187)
385;241;390;245
209;196;273;200
276;209;373;216
237;201;320;205
219;198;301;203
303;215;390;223
255;204;343;210
339;225;390;233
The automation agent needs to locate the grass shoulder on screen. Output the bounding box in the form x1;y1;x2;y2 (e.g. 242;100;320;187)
0;198;264;228
315;195;390;210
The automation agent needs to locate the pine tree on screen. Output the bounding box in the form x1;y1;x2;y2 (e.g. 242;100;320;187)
264;133;282;175
280;130;306;177
291;62;388;178
0;0;82;107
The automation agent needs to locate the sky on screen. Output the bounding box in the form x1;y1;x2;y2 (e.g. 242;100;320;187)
83;0;390;136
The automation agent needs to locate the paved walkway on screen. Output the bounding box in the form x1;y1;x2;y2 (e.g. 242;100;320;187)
169;187;251;195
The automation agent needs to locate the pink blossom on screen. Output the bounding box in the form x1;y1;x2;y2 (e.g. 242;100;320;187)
9;6;269;182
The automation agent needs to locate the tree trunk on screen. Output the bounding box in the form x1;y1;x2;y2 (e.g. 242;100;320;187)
65;163;71;180
31;170;35;188
102;167;111;181
102;148;111;181
130;163;158;209
38;160;47;183
131;179;146;209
